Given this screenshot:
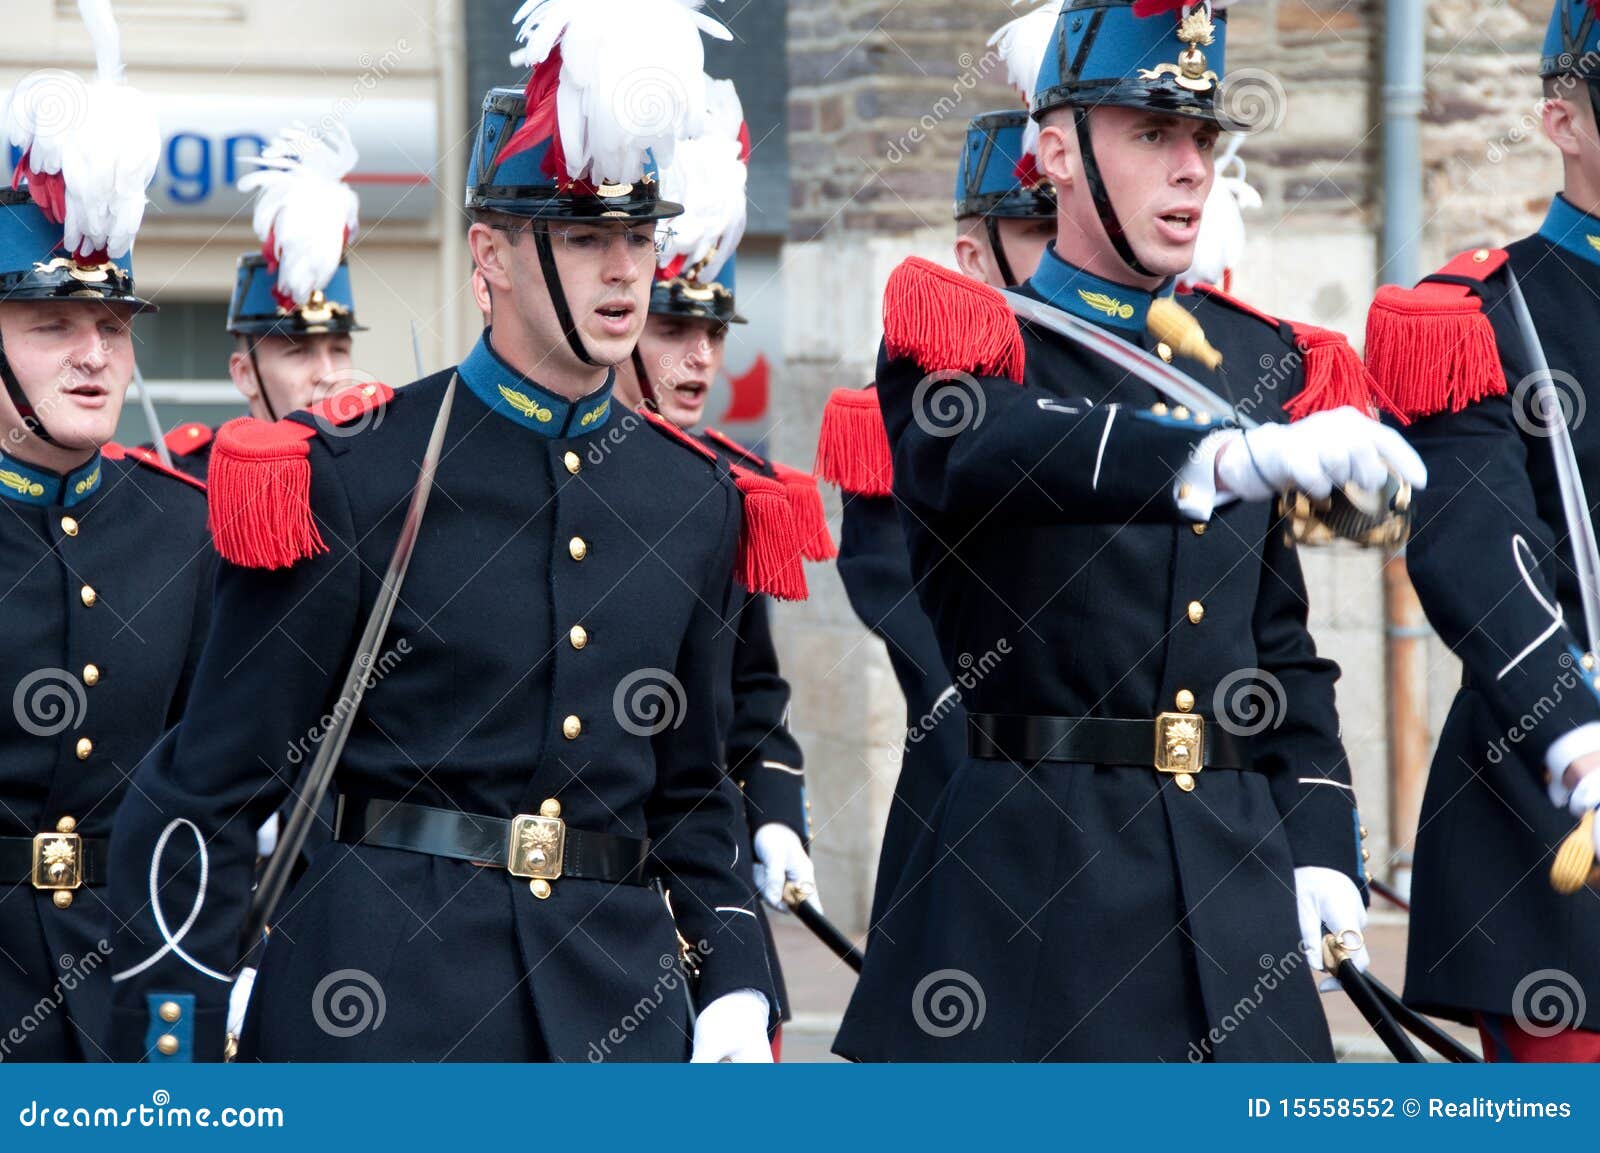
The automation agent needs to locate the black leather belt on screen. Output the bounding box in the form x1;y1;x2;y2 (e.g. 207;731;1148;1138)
969;713;1253;771
0;834;108;887
333;796;651;887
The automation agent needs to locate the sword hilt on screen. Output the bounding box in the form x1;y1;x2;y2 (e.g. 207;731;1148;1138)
1147;297;1223;370
1281;474;1412;550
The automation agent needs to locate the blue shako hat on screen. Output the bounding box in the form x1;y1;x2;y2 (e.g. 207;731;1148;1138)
1032;0;1232;278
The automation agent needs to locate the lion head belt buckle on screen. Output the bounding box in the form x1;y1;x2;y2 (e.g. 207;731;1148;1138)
32;831;83;891
1154;712;1205;792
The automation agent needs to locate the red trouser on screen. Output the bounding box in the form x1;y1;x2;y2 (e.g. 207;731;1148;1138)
1477;1014;1600;1062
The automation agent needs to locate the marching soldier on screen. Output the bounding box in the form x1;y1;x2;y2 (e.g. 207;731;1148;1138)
1365;0;1600;1061
106;0;785;1063
815;3;1060;942
612;76;824;1057
159;123;368;480
0;2;215;1060
833;0;1426;1061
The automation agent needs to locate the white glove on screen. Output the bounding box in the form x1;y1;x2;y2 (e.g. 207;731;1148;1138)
1551;769;1600;856
752;823;819;913
1215;406;1427;503
227;967;257;1038
256;813;279;859
1294;865;1370;994
689;988;772;1063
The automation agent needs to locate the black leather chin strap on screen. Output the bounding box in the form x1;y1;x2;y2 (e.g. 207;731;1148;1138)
534;226;603;367
247;340;281;422
1072;107;1159;279
630;347;658;410
0;328;61;446
984;216;1020;289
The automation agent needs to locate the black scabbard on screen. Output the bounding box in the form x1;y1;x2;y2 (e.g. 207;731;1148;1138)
792;900;864;973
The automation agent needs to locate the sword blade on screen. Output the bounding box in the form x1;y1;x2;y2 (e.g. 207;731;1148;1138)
1503;267;1600;653
132;365;173;468
1002;291;1259;429
243;374;458;945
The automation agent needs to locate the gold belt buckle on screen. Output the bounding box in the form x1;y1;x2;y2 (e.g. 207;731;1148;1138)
1154;712;1205;792
507;799;565;900
31;831;83;891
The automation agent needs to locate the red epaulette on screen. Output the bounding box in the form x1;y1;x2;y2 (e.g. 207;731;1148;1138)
304;380;396;430
1194;284;1385;421
163;422;213;457
108;442;208;493
203;380;394;570
882;257;1025;382
1364;248;1509;422
815;386;893;498
642;409;807;601
705;428;836;562
206;418;322;570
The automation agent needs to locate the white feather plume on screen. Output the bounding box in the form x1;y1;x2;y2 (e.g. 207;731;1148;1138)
507;0;731;186
2;0;159;260
1177;140;1260;291
658;77;746;284
237;123;360;307
988;2;1062;158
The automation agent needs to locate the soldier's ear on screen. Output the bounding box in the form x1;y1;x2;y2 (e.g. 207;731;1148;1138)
226;350;258;403
1541;94;1587;160
952;230;988;282
1035;117;1077;193
468;222;514;291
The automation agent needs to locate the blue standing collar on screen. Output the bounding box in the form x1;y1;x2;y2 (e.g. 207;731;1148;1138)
1538;194;1600;269
0;450;103;508
458;331;614;438
1024;244;1172;333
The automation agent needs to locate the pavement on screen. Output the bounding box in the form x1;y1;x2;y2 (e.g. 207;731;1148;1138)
769;908;1482;1063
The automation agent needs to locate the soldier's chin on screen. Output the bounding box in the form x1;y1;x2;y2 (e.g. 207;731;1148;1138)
1129;231;1196;279
581;322;644;369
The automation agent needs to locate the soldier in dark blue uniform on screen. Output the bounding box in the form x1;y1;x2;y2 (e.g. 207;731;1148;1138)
833;0;1427;1062
815;96;1058;942
0;9;215;1061
160;123;368;481
106;2;785;1063
1365;0;1600;1063
612;79;824;1056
